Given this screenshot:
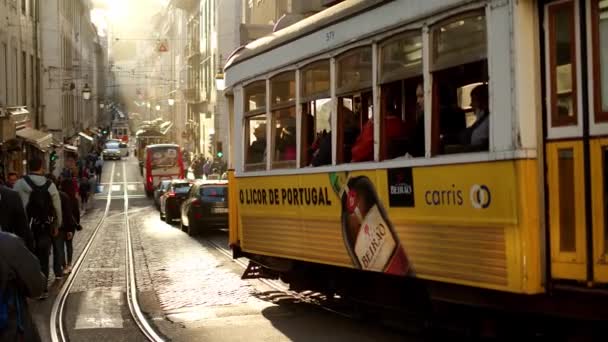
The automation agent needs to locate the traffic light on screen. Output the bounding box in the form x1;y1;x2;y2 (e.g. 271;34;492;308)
216;142;223;158
49;151;58;172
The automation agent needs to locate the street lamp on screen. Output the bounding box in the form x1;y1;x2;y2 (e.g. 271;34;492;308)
168;98;175;106
155;104;161;111
100;103;105;109
215;70;225;91
82;83;91;100
147;102;151;108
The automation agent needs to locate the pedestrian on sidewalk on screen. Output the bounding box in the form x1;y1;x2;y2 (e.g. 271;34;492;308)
0;231;45;342
46;174;66;283
0;184;33;252
79;176;90;210
13;158;63;299
88;173;97;206
95;157;103;183
58;179;80;275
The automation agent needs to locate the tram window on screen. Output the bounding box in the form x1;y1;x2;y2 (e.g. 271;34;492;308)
593;0;608;121
336;47;373;163
271;71;295;104
301;60;330;99
302;98;332;167
271;107;296;169
379;32;423;159
548;2;577;127
431;12;489;155
244;115;267;171
338;91;373;163
336;47;372;95
270;72;296;169
379;32;422;84
380;78;423;160
244;81;266;113
301;60;331;167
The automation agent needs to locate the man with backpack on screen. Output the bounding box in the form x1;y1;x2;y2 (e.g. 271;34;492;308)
0;184;33;252
0;231;45;341
13;158;63;299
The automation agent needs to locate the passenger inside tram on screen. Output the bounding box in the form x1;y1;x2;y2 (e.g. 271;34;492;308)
438;82;489;153
379;80;425;159
339;100;361;163
247;122;267;165
303;98;332;167
434;60;489;154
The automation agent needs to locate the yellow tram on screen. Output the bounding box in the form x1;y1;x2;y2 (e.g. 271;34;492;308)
224;0;608;319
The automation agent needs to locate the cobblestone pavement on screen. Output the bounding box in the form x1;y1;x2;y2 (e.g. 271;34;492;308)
30;155;415;341
130;205;410;341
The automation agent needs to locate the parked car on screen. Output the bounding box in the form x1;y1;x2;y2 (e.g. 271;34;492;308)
154;180;172;209
102;141;122;160
159;180;193;223
180;180;228;236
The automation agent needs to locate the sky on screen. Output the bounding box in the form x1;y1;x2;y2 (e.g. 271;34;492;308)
91;0;169;37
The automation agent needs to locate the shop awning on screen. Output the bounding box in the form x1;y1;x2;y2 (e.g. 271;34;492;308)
78;132;94;142
51;137;63;148
16;127;52;151
7;106;30;127
160;121;173;135
64;144;78;153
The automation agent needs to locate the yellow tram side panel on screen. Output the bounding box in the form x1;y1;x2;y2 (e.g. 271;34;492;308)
234;160;544;294
228;170;240;248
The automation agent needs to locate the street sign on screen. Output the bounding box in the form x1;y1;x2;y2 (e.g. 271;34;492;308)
157;39;168;53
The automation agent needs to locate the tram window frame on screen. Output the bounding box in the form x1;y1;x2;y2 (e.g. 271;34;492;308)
378;31;423;160
547;1;578;127
300;60;331;167
336;46;373;95
592;0;608;122
270;71;297;169
244;80;267;115
243;81;268;171
337;90;373;164
244;114;268;172
430;11;489;156
335;47;373;164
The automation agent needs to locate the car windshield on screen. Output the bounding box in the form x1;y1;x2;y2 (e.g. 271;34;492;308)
173;183;192;194
105;142;119;150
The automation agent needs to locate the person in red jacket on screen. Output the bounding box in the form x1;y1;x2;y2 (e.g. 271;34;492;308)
351;112;408;162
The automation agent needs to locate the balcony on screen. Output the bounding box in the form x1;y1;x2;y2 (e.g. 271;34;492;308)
182;88;200;103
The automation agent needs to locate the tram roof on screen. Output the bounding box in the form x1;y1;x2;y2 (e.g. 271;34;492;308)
224;0;387;72
224;0;473;89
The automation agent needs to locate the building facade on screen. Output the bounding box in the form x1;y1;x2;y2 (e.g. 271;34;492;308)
0;0;53;177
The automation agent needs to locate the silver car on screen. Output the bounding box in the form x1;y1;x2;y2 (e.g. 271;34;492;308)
102;142;122;160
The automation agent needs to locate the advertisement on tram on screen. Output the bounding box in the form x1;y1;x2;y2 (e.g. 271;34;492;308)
143;144;185;196
235;161;518;282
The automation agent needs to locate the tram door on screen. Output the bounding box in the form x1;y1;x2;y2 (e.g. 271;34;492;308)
543;0;608;284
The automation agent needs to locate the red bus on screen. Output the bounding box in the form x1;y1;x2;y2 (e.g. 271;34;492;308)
143;144;185;196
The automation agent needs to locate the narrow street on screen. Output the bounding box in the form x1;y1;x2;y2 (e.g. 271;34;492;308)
30;152;413;341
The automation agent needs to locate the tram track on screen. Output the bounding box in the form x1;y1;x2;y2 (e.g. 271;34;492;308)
49;161;164;342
